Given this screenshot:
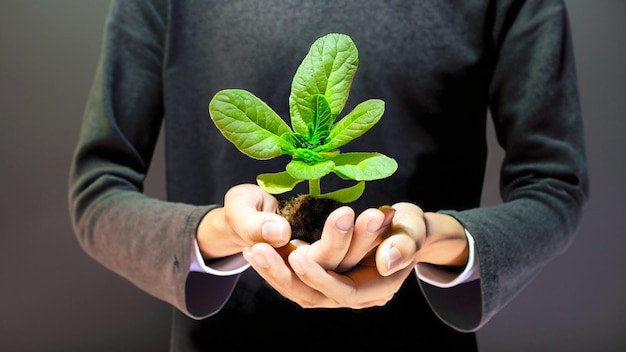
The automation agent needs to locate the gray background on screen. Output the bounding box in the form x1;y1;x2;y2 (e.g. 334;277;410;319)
0;1;624;351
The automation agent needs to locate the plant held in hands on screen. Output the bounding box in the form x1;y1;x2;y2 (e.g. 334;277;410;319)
208;33;397;243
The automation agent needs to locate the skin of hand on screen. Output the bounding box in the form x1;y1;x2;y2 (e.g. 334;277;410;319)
287;204;396;272
196;184;393;271
196;184;292;259
197;183;396;269
242;202;469;309
198;184;469;309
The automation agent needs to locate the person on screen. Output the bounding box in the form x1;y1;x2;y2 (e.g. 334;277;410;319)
68;0;588;350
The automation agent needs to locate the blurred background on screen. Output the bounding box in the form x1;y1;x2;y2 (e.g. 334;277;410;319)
0;1;624;351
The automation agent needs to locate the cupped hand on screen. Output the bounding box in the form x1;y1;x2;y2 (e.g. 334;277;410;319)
243;240;415;308
196;184;291;259
241;203;410;309
243;201;469;309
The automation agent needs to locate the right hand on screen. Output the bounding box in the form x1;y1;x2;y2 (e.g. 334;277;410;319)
196;184;291;259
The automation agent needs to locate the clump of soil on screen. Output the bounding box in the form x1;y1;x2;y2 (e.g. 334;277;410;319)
278;194;343;243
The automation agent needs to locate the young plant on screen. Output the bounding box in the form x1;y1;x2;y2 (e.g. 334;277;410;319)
208;33;397;205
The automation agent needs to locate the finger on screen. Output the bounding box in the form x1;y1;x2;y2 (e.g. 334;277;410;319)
224;184;280;213
243;242;330;306
336;206;395;273
289;250;356;307
224;184;290;246
341;262;415;307
304;206;355;270
289;250;413;308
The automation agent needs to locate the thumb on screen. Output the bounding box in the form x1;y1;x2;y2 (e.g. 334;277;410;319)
224;184;291;246
375;202;426;276
376;234;418;276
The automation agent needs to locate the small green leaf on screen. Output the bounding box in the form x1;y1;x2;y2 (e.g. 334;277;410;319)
286;159;335;180
257;171;303;194
307;95;334;146
322;99;385;151
332;152;398;181
314;150;340;159
289;33;359;135
318;181;365;203
292;148;325;163
287;95;334;151
209;89;294;159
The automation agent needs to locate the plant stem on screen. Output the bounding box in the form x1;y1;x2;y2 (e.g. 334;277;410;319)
309;179;321;197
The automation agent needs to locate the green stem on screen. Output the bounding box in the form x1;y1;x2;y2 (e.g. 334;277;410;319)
309;178;321;197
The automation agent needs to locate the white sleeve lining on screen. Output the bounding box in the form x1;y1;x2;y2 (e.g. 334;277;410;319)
190;240;250;276
415;229;480;288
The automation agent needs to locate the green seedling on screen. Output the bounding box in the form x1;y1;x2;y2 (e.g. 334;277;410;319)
208;33;397;204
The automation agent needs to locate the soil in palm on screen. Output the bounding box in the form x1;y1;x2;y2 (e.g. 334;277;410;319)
278;194;343;243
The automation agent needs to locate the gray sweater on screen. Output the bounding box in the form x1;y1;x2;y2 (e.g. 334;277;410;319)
69;0;588;350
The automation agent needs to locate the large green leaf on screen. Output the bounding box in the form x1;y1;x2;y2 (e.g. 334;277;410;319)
322;99;385;151
289;33;359;135
209;89;293;160
332;152;398;181
256;171;303;194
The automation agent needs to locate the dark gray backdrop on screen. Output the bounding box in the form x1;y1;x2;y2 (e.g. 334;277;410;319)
1;1;624;351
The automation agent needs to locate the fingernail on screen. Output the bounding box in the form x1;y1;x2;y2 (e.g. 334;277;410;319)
386;246;402;272
367;219;381;233
262;221;285;242
367;215;383;233
336;214;353;232
368;207;395;233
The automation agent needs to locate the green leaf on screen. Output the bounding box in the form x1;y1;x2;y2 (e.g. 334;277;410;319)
256;171;303;194
308;95;334;146
292;148;324;163
209;89;294;159
318;181;365;203
322;99;385;151
332;152;398;181
289;33;359;135
314;150;340;159
286;159;335;180
287;95;333;150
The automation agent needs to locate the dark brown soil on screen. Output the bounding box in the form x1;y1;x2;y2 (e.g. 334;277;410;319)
278;194;343;243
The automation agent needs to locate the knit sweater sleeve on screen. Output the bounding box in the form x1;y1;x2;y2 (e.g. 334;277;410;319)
68;0;238;319
424;0;589;331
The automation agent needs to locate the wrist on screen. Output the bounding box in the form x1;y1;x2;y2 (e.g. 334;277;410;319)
197;207;239;260
418;212;469;267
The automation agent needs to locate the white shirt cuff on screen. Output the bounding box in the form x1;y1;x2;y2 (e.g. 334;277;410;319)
190;239;250;276
415;229;480;288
